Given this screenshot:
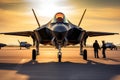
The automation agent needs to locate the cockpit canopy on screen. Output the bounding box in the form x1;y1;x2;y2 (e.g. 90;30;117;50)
55;12;64;20
51;12;68;23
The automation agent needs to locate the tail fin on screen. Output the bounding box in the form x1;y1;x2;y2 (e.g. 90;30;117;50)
32;9;40;27
18;40;21;44
78;9;87;27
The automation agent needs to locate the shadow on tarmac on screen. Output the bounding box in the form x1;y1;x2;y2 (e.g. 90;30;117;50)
0;60;120;80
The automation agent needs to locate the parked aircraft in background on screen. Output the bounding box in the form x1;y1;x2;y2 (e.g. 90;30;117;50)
18;40;32;50
105;42;117;50
0;43;7;49
0;9;119;62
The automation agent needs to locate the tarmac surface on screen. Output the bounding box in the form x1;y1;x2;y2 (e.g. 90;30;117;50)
0;47;120;80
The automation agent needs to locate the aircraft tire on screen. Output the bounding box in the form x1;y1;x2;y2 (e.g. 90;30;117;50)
32;49;36;60
58;55;61;62
83;49;87;60
58;53;62;62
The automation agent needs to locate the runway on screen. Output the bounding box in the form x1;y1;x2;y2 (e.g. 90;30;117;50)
0;47;120;80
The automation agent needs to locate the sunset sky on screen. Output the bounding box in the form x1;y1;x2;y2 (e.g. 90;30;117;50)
0;0;120;46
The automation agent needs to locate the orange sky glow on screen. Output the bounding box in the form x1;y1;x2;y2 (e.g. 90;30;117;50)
0;0;120;46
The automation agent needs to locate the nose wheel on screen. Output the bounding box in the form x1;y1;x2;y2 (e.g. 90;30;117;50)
58;52;62;62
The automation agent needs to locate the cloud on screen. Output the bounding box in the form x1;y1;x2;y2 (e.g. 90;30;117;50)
0;0;29;11
86;8;120;21
0;9;36;32
68;0;120;8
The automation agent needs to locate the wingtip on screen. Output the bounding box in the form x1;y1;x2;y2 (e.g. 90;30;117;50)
116;33;119;35
114;33;119;35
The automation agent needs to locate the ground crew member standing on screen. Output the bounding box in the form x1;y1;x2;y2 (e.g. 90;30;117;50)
101;41;107;58
93;40;100;58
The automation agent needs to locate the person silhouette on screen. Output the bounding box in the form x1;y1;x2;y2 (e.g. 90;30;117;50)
93;40;100;58
101;41;107;58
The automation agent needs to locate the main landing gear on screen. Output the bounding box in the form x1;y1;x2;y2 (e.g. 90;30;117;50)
32;49;37;61
83;49;87;60
80;43;87;60
32;48;87;62
32;41;39;61
32;49;40;61
31;42;87;62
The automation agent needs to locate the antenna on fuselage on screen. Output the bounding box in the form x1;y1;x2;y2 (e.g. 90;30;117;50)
78;9;87;27
32;9;40;27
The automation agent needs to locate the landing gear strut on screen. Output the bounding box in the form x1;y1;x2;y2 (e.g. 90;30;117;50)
80;43;87;60
57;45;62;62
32;41;39;61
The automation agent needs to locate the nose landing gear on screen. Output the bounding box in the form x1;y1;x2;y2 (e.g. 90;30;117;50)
58;52;62;62
57;44;62;62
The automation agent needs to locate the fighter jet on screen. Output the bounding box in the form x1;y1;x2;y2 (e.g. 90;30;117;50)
105;42;117;50
0;9;119;62
0;43;7;49
18;40;32;50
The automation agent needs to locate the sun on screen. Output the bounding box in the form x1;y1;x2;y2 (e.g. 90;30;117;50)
28;0;69;17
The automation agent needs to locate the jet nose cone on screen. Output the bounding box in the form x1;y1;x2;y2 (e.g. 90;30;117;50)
53;25;67;41
53;25;67;32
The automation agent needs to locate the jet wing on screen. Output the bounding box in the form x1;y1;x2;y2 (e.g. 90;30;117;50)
87;31;119;37
0;31;34;37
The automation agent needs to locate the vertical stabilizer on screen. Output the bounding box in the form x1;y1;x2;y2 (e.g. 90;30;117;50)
78;9;87;27
32;9;40;27
18;40;21;44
